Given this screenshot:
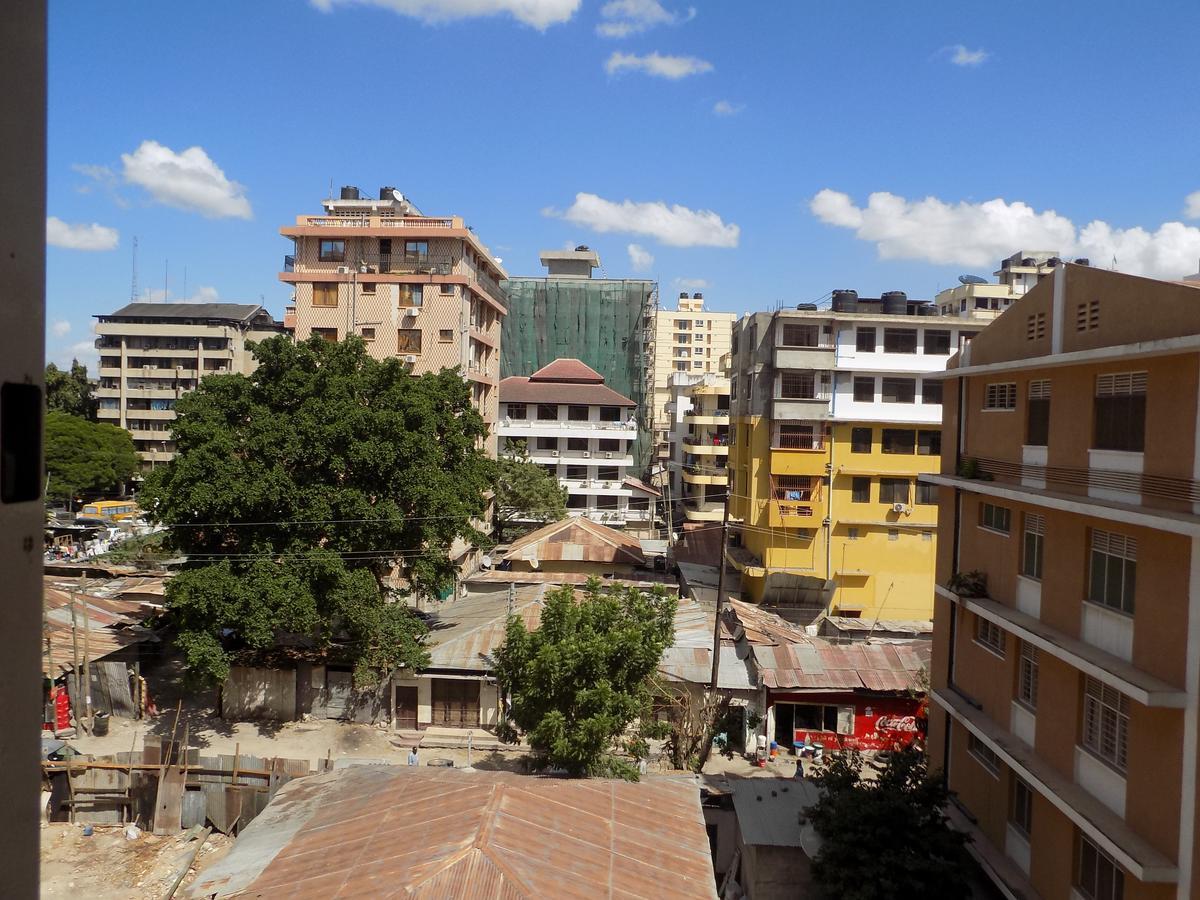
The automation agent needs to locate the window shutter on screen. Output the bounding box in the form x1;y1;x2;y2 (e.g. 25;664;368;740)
1096;371;1147;397
1028;379;1051;400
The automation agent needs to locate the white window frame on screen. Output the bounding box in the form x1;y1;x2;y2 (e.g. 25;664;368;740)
975;615;1006;657
984;382;1017;410
1081;676;1130;773
1017;643;1038;710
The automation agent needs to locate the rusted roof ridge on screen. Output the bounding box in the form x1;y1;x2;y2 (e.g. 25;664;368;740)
477;785;538;898
608;782;616;900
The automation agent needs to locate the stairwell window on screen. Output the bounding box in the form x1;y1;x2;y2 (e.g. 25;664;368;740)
1027;380;1051;446
1082;676;1129;772
1077;834;1124;900
318;239;345;262
984;383;1017;410
1088;530;1136;615
979;502;1011;534
1017;643;1039;709
975;615;1006;656
1022;513;1045;579
1093;372;1146;452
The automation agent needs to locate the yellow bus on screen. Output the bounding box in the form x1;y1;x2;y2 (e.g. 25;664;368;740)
79;500;139;521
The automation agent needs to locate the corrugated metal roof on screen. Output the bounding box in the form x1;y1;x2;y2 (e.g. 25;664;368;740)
188;767;717;899
504;517;645;567
658;646;756;692
43;577;154;673
424;586;547;672
729;777;821;848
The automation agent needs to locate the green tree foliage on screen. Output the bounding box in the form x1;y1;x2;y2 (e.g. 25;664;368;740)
141;335;495;686
44;410;138;500
494;441;567;542
806;748;971;900
45;360;95;419
494;578;676;779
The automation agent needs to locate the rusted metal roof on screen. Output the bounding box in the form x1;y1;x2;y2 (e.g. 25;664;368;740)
503;517;645;567
424;586;547;672
43;577;155;673
188;766;717;899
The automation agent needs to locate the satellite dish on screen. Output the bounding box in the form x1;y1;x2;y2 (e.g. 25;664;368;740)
480;555;492;569
958;274;988;285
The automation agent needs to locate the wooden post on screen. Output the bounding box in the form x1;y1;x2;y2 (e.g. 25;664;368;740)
231;742;240;786
79;582;93;732
68;589;82;732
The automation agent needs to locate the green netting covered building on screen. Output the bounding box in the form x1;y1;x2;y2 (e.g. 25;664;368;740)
501;249;656;472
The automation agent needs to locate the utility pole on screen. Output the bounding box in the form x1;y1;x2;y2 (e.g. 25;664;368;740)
709;491;731;690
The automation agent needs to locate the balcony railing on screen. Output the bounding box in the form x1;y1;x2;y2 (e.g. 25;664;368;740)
283;254;295;272
964;456;1200;508
503;418;636;430
301;215;455;229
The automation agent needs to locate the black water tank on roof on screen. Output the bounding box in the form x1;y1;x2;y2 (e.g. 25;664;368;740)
881;291;908;314
1047;257;1061;267
918;304;939;316
340;185;360;200
1074;258;1090;266
679;291;689;299
831;289;859;312
1022;257;1036;266
379;186;397;200
796;303;819;311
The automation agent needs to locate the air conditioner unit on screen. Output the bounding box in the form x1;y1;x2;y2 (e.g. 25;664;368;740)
582;451;591;458
437;262;452;276
892;502;907;513
403;355;417;364
408;308;421;317
604;452;613;459
336;266;351;274
550;450;559;457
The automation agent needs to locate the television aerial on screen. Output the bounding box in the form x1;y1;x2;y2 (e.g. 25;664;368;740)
958;274;988;285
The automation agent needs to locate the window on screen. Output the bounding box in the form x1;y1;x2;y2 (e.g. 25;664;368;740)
397;329;422;354
968;732;1000;775
777;422;820;450
924;330;951;354
879;478;909;505
975;615;1006;655
772;475;816;502
1082;676;1130;772
1093;372;1146;452
882;377;916;403
536;404;558;421
597;466;619;481
440;283;454;295
599;406;622;422
1027;380;1051;446
1018;643;1039;709
881;428;916;454
1022;513;1045;579
883;328;917;353
694;360;704;369
847;527;860;540
567;405;589;422
439;329;454;343
851;427;872;453
360;280;376;294
313;283;338;307
398;284;424;307
984;382;1017;410
979;502;1011;534
566;437;588;452
780;371;817;399
916;482;937;505
535;436;557;451
1088;530;1136;614
318;239;345;262
1026;312;1047;340
887;528;899;541
922;380;943;405
851;477;871;503
402;240;429;263
781;323;820;347
597;438;620;452
855;328;876;352
360;327;375;341
917;430;941;456
1010;777;1033;838
506;403;527;420
853;377;875;402
1077;834;1124;900
565;465;587;479
311;327;338;342
1076;300;1101;332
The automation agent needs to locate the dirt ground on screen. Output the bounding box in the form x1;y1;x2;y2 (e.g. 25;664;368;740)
40;823;230;900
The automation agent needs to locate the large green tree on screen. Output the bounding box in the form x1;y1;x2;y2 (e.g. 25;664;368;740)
45;360;95;420
494;578;676;779
44;410;138;501
141;335;496;686
494;441;567;542
805;748;972;900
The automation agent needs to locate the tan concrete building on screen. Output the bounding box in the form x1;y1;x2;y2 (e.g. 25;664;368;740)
94;302;283;469
926;262;1200;900
279;186;507;452
934;249;1061;320
651;292;734;463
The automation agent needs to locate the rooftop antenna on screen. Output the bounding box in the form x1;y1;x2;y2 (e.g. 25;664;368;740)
130;236;138;302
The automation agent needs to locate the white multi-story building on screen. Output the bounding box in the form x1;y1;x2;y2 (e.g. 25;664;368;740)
934;249;1061;319
498;358;658;528
663;371;730;523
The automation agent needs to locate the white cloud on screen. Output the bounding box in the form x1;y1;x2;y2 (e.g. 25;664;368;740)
597;0;694;37
136;285;220;304
810;188;1200;280
310;0;578;29
627;243;654;271
674;277;708;290
712;100;742;116
64;340;99;369
51;320;71;338
121;140;252;219
46;216;119;251
948;44;988;66
553;192;739;247
1186;190;1200;219
604;51;712;80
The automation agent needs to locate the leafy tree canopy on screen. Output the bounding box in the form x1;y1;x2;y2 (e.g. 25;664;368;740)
46;360;95;420
141;335;496;686
806;748;972;900
45;410;138;500
494;578;676;779
494;441;567;542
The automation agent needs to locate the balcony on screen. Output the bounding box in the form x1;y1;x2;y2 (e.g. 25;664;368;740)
771;423;825;452
497;419;637;440
681;465;728;486
683;409;729;425
774;345;836;370
768;500;818;528
773;394;831;420
684;501;724;522
682;436;730;455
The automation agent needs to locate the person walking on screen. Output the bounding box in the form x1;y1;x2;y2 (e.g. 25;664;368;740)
407;746;419;766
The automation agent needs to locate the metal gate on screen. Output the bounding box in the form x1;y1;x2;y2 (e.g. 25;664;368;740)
430;680;479;728
325;669;354;719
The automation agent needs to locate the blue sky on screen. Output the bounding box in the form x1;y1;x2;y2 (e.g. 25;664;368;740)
47;0;1200;366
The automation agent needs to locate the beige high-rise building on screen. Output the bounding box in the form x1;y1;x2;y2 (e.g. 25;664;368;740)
94;302;284;470
650;292;733;463
280;185;507;453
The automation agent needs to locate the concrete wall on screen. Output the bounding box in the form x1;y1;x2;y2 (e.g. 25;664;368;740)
738;838;812;900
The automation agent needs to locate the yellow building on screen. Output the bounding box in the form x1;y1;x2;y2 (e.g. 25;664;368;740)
727;291;989;621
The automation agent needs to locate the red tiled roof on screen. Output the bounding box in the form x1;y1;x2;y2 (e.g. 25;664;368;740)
529;357;605;383
622;475;661;498
500;376;635;407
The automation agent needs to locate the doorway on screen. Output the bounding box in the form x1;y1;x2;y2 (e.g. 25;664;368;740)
394;686;418;730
